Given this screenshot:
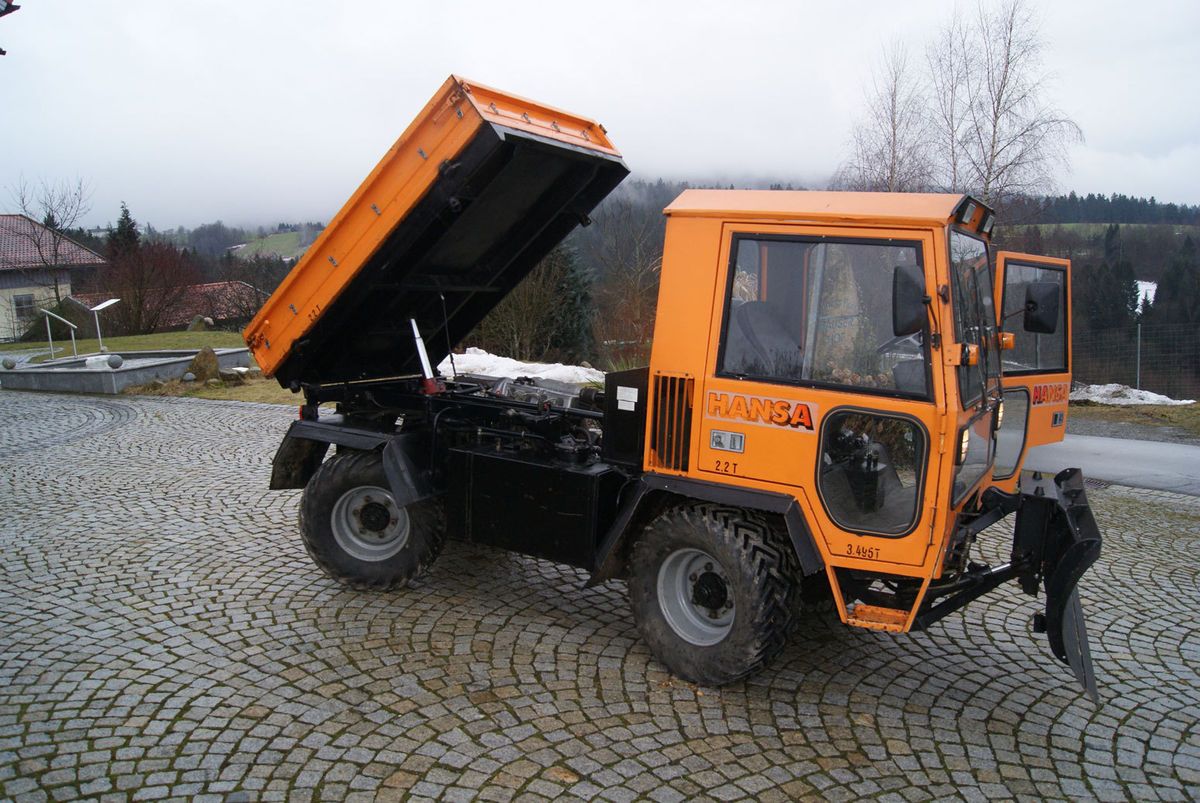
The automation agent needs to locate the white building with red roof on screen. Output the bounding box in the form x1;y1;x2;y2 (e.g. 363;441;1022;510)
0;214;107;340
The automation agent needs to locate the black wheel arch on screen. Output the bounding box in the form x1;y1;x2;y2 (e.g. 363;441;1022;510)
270;420;436;510
587;474;825;586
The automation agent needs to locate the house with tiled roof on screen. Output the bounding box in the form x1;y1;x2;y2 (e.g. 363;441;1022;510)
0;214;107;340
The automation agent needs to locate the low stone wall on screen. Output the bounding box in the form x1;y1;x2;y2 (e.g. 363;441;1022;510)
0;348;251;394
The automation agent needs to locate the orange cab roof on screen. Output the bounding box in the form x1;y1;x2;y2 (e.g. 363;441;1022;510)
664;190;979;227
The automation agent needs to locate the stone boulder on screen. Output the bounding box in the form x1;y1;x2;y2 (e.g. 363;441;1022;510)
219;366;249;385
187;347;220;382
186;315;209;332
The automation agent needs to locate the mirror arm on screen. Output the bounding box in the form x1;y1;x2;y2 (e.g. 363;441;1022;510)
1001;306;1025;323
924;295;942;349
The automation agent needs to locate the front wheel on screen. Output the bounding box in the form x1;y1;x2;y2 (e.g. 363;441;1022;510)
299;450;444;590
627;503;799;686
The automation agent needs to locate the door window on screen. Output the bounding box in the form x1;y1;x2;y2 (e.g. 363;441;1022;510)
1001;262;1067;374
818;410;927;536
993;389;1030;479
719;236;930;398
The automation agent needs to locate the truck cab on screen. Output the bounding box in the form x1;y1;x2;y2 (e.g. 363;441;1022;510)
644;191;1077;638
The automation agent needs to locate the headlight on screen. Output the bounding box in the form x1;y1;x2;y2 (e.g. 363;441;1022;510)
958;428;970;464
996;400;1005;431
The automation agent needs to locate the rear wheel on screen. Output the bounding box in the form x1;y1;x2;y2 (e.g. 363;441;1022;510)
627;503;799;686
299;450;444;589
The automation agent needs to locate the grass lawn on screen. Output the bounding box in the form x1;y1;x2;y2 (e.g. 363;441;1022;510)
23;331;246;363
1069;401;1200;438
128;376;301;406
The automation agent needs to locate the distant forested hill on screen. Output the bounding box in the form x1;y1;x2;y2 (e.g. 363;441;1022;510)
1005;192;1200;226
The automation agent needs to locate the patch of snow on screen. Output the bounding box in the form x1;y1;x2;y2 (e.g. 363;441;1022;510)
1070;383;1194;406
438;347;603;386
1137;280;1156;306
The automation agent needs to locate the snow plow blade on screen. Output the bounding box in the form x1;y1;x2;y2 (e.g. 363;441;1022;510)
1014;468;1103;701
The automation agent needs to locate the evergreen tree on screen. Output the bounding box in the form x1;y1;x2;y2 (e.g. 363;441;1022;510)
1112;259;1140;320
108;202;141;261
545;245;592;363
1103;223;1122;263
469;245;594;363
1152;237;1200;327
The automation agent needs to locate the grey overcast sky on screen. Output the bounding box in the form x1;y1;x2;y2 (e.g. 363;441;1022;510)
2;1;1197;229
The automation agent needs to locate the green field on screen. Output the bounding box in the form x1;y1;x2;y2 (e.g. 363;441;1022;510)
232;231;308;260
1003;222;1200;238
22;330;246;363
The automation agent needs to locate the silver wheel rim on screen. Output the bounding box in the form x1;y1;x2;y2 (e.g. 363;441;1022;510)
330;485;410;562
656;548;734;646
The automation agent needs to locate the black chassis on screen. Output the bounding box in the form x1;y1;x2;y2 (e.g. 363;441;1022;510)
271;374;1101;699
270;373;828;580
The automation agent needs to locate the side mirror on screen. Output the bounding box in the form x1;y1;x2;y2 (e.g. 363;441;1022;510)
892;262;927;336
1024;282;1060;334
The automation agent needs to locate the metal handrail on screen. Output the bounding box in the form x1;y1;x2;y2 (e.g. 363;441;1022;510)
38;308;78;361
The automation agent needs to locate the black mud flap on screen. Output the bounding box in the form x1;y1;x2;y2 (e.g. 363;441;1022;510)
1016;468;1103;701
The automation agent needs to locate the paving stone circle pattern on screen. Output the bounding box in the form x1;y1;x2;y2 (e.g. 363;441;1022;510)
2;391;1199;802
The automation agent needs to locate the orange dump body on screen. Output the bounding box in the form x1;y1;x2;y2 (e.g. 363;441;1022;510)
244;75;627;387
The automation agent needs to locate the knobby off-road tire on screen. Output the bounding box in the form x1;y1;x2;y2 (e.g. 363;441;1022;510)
299;450;444;590
628;502;801;686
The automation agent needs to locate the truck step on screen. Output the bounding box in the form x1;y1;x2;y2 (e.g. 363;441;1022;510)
847;604;909;632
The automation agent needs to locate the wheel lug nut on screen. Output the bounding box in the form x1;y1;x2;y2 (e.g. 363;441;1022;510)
689;573;697;582
704;562;713;572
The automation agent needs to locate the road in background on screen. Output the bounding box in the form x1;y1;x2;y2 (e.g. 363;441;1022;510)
1026;433;1200;496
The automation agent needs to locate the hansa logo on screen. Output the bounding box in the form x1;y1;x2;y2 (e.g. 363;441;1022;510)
706;392;816;431
1031;382;1069;406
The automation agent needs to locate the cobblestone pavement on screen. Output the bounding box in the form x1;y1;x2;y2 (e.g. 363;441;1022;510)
2;392;1199;802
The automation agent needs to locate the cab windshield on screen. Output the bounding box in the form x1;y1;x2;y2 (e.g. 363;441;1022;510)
949;229;1001;407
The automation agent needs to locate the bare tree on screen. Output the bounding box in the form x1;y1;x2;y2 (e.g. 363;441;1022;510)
104;242;201;334
833;44;932;193
961;0;1082;205
839;1;1082;205
472;249;573;361
926;12;975;193
3;177;94;303
215;253;290;319
585;194;664;366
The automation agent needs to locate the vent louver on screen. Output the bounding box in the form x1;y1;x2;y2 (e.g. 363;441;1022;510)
649;373;694;471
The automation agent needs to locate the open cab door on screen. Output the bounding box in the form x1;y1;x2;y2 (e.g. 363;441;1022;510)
992;252;1071;492
993;252;1100;701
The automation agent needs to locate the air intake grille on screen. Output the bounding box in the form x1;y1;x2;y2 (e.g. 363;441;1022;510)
649;373;694;471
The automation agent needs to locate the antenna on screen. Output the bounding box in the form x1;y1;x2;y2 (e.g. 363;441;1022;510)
439;293;457;379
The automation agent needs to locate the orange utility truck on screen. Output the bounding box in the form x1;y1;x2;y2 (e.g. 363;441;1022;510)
246;76;1101;699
